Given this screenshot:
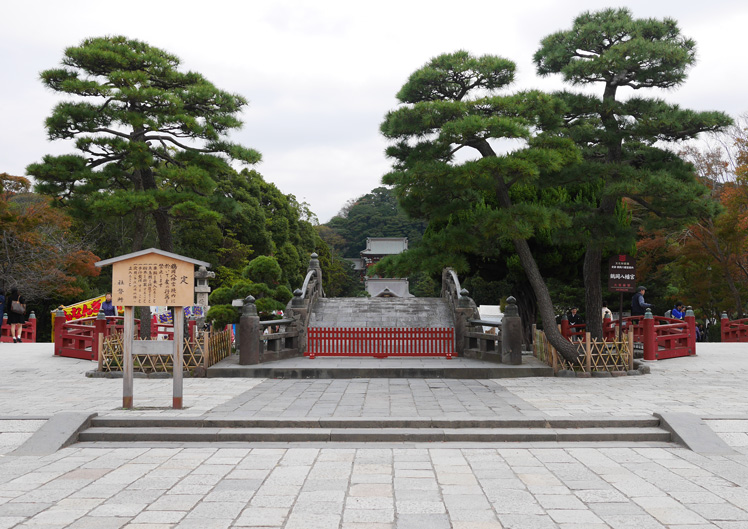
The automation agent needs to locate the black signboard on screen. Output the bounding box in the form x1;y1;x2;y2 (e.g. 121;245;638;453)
608;254;636;293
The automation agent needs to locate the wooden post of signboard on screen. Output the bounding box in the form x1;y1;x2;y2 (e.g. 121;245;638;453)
95;248;211;411
123;306;134;409
173;306;184;409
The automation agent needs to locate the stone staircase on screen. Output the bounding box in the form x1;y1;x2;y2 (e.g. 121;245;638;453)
309;297;453;328
77;416;672;445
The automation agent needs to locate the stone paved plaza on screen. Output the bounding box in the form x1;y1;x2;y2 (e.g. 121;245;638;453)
1;342;748;528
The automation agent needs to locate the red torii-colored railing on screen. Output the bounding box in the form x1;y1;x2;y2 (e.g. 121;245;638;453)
306;327;454;359
1;313;37;343
54;313;141;361
721;313;748;342
562;309;696;361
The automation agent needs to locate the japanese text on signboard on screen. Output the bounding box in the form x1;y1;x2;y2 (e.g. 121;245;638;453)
608;255;637;293
112;254;194;306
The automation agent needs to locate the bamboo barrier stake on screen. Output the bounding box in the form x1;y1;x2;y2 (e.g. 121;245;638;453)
628;327;634;371
97;333;104;372
585;332;592;373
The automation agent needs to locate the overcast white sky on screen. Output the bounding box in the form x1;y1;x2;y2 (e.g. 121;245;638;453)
1;1;746;223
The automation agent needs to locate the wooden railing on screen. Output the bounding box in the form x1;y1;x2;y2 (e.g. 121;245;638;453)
306;327;454;358
721;314;748;342
54;313;140;361
1;312;37;343
561;310;696;361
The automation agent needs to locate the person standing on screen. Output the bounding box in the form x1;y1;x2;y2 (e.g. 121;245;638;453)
101;293;117;317
631;286;652;317
567;307;583;326
6;288;25;343
601;302;613;320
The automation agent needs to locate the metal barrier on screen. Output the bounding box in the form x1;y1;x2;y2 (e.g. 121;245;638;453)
1;312;37;343
721;314;748;342
306;327;454;359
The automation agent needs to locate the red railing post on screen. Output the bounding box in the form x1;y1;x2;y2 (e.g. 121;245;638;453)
721;312;730;343
53;309;66;355
560;316;570;339
188;319;196;341
643;309;656;361
22;312;37;343
685;308;696;355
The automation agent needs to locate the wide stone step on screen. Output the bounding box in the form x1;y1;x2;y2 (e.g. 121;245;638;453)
90;416;661;429
78;426;670;443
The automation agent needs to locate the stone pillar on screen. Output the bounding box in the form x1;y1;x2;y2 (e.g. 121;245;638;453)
454;288;476;356
239;296;261;365
501;296;523;365
194;265;215;328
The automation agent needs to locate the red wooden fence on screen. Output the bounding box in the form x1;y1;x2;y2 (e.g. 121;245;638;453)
562;311;696;361
306;327;454;359
1;314;37;343
54;315;141;361
721;315;748;342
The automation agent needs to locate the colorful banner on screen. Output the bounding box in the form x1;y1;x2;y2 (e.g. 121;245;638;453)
54;295;123;322
153;306;205;324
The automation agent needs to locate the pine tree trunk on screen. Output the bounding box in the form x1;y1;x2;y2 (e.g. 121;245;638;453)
152;208;173;253
584;245;603;339
513;237;579;362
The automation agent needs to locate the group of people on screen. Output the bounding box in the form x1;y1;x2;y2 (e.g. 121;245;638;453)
1;288;26;343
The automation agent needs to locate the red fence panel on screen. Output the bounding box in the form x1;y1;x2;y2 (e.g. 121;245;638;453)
54;315;141;361
600;313;694;361
1;314;37;343
306;327;454;359
722;315;748;343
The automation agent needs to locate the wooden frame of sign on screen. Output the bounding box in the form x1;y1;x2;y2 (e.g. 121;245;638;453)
96;249;210;409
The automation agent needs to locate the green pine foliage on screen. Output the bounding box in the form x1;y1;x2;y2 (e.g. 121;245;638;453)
533;8;732;337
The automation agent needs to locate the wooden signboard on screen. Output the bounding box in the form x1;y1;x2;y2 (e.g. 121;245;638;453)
112;253;194;307
608;254;636;293
96;249;210;410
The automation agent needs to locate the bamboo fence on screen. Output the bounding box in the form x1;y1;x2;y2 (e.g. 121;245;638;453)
533;327;634;374
100;328;233;375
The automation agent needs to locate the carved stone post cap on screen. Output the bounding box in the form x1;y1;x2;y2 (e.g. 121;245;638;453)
644;308;653;318
504;296;519;317
721;312;729;319
97;310;106;320
29;311;36;320
311;252;318;259
459;288;469;297
293;289;303;297
560;313;568;321
55;309;66;317
686;308;695;317
242;295;257;317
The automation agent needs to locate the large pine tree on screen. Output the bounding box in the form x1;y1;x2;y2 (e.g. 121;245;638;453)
534;8;731;337
28;36;260;253
380;51;581;361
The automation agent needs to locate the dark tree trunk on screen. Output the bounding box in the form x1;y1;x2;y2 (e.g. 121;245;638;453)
513;281;537;347
474;137;579;362
152;208;173;253
584;245;603;339
131;212;146;253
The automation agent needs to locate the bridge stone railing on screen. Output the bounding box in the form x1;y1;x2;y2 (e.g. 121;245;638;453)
441;268;523;364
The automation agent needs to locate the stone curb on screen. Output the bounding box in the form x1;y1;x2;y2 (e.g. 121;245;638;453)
655;411;738;455
10;412;97;456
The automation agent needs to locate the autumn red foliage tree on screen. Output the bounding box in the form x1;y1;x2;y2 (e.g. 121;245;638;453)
0;173;99;302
